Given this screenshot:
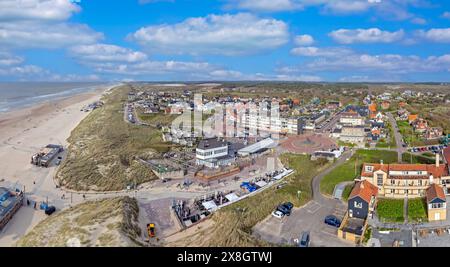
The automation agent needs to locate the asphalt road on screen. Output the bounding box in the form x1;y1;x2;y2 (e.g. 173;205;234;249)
386;112;407;163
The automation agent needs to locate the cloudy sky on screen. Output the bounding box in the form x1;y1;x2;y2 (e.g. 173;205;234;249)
0;0;450;82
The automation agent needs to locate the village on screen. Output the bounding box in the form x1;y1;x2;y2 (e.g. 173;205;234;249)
1;83;450;248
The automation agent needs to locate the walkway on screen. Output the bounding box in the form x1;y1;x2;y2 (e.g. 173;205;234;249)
386;112;408;163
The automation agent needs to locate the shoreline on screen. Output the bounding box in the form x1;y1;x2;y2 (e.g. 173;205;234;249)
0;83;120;246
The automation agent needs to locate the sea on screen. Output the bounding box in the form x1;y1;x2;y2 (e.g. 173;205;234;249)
0;82;112;113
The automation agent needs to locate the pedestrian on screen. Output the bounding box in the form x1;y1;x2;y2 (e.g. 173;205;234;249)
33;202;36;209
26;199;30;206
83;194;86;199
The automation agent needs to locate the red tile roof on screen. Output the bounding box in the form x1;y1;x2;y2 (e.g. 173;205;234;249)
361;163;449;179
426;184;446;203
444;147;450;165
349;180;378;203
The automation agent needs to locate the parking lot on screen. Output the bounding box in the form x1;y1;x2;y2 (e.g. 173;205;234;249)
409;144;447;154
417;229;450;247
252;200;354;247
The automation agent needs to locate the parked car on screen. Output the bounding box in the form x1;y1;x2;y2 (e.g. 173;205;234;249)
299;232;310;247
45;206;56;216
272;210;285;219
277;202;294;216
324;215;341;228
147;223;156;238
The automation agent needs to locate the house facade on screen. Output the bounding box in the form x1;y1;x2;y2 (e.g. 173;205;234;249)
196;138;234;168
348;180;378;219
426;184;447;222
360;155;450;198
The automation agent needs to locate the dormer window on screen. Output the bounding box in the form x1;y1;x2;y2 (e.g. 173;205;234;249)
365;166;374;172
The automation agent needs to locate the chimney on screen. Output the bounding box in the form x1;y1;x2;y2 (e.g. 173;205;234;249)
380;160;384;165
430;175;434;185
436;153;440;168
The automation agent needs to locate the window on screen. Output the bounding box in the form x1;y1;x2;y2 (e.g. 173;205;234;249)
391;179;395;185
365;166;373;172
431;203;445;209
377;174;383;186
354;201;363;209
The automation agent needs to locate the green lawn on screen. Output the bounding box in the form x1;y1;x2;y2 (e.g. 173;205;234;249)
377;199;404;223
320;149;398;196
402;153;436;164
342;184;354;201
408;198;428;223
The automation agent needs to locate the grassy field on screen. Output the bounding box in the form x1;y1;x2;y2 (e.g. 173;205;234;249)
408;198;428;223
198;154;330;247
320;149;398;196
377;199;404;223
16;197;142;247
402;152;436;164
56;85;176;191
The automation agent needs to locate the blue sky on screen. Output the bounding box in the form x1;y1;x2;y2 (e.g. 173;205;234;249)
0;0;450;82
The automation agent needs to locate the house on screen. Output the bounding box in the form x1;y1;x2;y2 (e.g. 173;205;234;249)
196;138;235;168
408;114;419;124
444;147;450;165
412;118;428;134
397;109;409;121
426;184;447;221
348;180;378;219
424;127;444;140
339;111;365;126
339;126;366;144
360;155;450;198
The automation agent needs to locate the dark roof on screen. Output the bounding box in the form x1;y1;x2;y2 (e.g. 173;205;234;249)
426;184;446;203
197;138;228;150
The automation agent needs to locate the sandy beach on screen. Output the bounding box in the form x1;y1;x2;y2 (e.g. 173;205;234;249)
0;84;117;246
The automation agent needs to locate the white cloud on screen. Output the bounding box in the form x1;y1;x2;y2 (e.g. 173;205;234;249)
294;34;314;46
69;44;148;63
291;46;353;57
0;1;102;50
304;53;450;73
227;0;303;12
416;28;450;43
0;0;80;21
0;21;103;49
0;52;24;66
329;28;405;44
226;0;427;22
128;13;289;56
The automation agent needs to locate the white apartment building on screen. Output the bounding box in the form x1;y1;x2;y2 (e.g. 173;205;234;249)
196;138;234;168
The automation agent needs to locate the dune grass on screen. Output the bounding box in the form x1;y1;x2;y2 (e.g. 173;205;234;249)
56;85;177;191
16;197;141;247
